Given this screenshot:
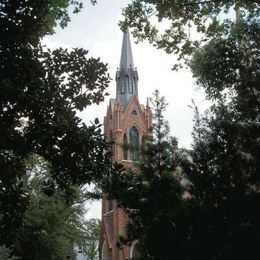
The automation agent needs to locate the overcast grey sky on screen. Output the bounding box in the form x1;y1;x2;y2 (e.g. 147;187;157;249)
43;0;208;219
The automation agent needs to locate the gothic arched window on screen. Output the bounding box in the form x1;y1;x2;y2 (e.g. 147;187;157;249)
128;69;133;94
120;69;125;94
130;126;139;161
123;133;128;160
131;109;137;116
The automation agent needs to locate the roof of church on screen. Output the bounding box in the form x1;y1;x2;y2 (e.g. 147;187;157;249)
119;28;134;69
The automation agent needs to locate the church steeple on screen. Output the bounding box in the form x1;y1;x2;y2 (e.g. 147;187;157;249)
116;29;139;109
101;28;152;260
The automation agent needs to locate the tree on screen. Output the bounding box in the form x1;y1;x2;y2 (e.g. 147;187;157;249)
121;0;259;68
0;0;111;253
177;102;260;259
106;1;260;259
177;16;260;259
105;91;188;259
0;0;95;44
84;218;101;260
106;33;260;258
14;155;93;260
0;245;18;260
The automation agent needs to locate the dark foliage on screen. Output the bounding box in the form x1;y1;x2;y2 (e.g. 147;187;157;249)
121;0;259;68
104;91;188;259
0;0;111;254
104;1;260;259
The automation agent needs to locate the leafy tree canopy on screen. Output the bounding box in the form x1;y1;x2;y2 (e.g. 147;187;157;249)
121;0;259;68
191;20;260;118
83;218;101;260
0;0;98;44
106;1;260;258
176;101;260;259
0;0;111;251
13;155;93;260
104;91;186;259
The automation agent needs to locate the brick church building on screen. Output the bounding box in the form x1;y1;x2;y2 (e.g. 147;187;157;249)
99;29;152;260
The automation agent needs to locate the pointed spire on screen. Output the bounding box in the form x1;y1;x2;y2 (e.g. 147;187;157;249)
116;29;139;109
119;28;134;70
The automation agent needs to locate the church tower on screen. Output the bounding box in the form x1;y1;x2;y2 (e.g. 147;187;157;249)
100;29;152;260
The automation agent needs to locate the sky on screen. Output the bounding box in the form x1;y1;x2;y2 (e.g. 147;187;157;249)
43;0;208;219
